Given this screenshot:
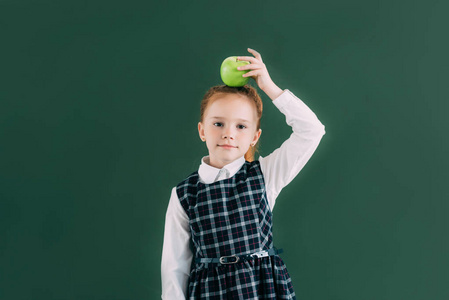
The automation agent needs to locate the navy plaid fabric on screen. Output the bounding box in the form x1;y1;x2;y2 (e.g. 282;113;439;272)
176;160;296;299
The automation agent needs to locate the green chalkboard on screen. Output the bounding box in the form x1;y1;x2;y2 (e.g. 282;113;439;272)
1;0;448;299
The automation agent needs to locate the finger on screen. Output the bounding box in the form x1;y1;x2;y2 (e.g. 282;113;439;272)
243;70;258;77
247;48;263;62
237;56;259;64
237;63;262;71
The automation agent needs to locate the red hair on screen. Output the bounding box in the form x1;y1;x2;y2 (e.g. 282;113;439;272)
199;84;263;162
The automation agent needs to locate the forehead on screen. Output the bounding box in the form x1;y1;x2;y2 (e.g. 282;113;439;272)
205;93;257;122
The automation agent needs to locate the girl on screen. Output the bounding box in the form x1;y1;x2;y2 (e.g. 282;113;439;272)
161;48;325;299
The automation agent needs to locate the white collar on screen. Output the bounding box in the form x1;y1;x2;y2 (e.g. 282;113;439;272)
198;156;246;184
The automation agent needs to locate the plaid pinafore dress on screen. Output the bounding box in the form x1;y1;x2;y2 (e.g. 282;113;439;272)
176;160;296;299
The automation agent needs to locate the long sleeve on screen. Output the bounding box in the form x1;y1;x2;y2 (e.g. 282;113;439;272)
161;187;192;299
259;89;326;211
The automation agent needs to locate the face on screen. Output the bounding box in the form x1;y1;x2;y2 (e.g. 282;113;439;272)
198;94;262;169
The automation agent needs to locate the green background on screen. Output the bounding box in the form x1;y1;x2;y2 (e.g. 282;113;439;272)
1;0;447;299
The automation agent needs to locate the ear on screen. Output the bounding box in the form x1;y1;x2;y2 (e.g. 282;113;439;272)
252;128;262;145
198;122;205;141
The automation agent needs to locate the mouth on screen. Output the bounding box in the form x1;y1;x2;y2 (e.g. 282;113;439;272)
219;145;237;149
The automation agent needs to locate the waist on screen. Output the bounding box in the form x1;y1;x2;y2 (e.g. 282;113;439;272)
195;247;283;265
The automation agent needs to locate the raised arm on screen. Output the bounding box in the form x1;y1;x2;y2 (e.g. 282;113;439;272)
259;87;326;211
237;48;326;211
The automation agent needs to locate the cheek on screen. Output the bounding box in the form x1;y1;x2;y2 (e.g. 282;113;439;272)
205;125;220;136
240;132;253;142
209;125;218;133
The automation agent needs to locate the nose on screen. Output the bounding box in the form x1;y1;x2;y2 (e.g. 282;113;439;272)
222;127;235;140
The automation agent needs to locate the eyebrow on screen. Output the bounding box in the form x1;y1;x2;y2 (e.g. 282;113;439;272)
210;116;251;123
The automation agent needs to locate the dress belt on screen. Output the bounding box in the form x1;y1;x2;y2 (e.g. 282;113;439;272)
195;248;283;265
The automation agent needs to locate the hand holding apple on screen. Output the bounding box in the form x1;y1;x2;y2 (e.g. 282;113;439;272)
220;56;251;87
220;48;283;100
235;48;276;92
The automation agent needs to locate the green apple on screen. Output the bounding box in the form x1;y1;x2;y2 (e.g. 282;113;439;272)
220;56;251;87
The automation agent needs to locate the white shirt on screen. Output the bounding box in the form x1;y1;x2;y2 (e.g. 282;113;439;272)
161;89;326;299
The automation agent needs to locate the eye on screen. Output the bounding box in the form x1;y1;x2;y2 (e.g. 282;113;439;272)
237;124;246;129
214;122;223;127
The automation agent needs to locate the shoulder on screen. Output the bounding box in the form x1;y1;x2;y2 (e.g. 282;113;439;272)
175;170;198;197
238;160;264;183
248;160;261;173
172;171;199;215
241;160;262;175
243;159;261;169
237;160;261;175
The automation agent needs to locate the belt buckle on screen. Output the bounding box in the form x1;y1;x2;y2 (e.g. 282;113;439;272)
219;255;240;264
251;250;269;258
